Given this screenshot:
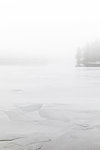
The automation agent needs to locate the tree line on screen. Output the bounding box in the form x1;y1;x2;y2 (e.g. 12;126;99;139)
76;41;100;66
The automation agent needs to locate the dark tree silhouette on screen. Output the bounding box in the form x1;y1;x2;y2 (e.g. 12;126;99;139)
76;41;100;67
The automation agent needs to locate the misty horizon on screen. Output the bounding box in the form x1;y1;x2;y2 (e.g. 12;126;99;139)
0;0;100;150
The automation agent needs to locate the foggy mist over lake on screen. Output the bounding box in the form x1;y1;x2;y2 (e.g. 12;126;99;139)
0;0;100;150
0;62;100;107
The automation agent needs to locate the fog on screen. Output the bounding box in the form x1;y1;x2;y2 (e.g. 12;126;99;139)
0;1;100;150
0;0;100;62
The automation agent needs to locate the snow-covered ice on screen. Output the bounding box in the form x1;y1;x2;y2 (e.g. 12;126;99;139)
0;103;99;149
0;64;100;149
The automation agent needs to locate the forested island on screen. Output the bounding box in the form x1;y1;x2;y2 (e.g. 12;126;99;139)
76;41;100;67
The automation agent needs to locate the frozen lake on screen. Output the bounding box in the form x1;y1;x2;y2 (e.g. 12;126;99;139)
0;63;100;150
0;63;100;108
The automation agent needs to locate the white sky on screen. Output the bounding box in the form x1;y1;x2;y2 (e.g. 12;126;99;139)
0;0;100;59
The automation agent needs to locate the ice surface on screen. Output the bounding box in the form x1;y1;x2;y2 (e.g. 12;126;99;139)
0;103;99;149
0;64;100;149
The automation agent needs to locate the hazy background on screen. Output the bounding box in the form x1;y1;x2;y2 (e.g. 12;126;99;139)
0;0;100;107
0;2;100;150
0;0;100;63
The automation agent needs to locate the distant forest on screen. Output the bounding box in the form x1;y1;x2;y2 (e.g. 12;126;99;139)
76;41;100;67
